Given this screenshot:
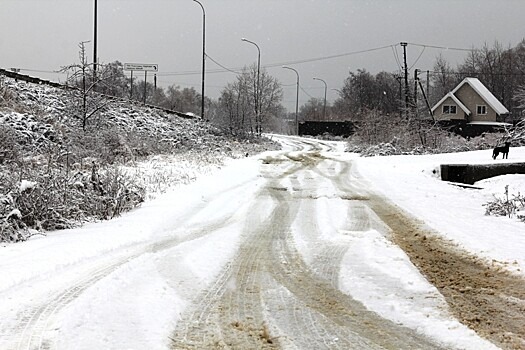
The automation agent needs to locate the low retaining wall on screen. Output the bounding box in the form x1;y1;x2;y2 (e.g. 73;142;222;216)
298;121;355;137
441;162;525;185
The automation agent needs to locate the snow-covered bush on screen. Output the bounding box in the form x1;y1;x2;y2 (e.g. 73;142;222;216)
0;125;21;164
347;109;503;157
0;161;145;242
0;76;15;108
483;185;525;222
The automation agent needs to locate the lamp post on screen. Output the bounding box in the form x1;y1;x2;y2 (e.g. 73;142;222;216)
283;66;299;135
241;38;261;134
193;0;206;120
313;77;327;120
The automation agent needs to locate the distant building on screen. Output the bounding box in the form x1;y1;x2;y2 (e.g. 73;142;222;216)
431;78;510;136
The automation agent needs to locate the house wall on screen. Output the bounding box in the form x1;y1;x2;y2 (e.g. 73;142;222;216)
455;84;497;122
433;96;465;121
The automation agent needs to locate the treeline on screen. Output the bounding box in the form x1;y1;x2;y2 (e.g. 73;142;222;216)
79;61;205;117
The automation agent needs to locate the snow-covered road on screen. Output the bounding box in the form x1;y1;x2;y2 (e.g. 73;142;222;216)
1;136;521;349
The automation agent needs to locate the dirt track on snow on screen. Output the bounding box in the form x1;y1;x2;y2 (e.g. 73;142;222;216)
170;140;444;349
369;195;525;349
170;137;525;349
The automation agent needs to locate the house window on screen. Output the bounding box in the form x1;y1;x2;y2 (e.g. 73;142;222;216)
442;105;457;114
477;105;487;115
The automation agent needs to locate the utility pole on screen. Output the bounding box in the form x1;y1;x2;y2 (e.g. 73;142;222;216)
93;0;98;84
414;69;419;108
144;71;147;105
426;70;430;100
396;76;402;118
193;0;206;121
130;71;133;99
400;42;409;114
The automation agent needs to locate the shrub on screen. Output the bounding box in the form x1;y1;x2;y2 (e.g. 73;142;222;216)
348;109;509;157
0;161;145;242
483;185;525;222
0;125;21;164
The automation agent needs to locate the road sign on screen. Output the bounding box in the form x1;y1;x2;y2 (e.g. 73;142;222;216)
123;63;158;72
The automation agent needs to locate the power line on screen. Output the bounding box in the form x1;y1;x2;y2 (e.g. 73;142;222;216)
428;70;525;77
13;42;483;83
407;42;475;52
264;44;397;68
206;54;243;75
391;45;403;72
409;46;426;70
300;86;315;99
158;43;399;77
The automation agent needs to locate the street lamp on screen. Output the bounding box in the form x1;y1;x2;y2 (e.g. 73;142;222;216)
282;66;299;135
193;0;206;120
313;77;327;120
241;38;261;134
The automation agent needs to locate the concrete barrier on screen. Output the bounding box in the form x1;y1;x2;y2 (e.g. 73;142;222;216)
441;162;525;185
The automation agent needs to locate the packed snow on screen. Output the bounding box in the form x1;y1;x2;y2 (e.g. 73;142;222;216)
1;137;524;349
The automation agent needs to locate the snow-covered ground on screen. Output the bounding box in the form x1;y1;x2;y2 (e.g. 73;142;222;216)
0;137;524;349
354;146;525;275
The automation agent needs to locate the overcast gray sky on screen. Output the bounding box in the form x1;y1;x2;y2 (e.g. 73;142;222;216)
1;0;524;111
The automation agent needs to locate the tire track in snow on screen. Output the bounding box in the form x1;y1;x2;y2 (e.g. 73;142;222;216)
170;144;445;349
171;185;281;349
3;177;257;350
324;151;525;349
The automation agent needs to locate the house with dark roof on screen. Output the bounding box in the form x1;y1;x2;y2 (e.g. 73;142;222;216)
431;77;509;126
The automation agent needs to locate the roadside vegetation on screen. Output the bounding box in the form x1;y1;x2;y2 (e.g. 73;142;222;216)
0;73;276;242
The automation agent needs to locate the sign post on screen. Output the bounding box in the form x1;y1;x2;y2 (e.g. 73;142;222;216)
123;63;158;104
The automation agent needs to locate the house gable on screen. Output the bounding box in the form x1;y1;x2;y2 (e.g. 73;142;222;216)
452;78;509;116
454;83;497;122
431;93;470;121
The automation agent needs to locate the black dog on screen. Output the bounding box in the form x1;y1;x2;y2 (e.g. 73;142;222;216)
492;142;510;159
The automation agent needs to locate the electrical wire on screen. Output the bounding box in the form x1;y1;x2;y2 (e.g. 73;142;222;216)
427;70;525;77
300;86;315;99
407;42;475;52
158;43;398;77
391;45;403;72
263;44;396;68
12;42;485;83
409;46;426;70
206;54;243;75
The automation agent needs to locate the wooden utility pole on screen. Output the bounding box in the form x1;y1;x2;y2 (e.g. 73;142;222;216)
414;69;419;108
426;70;430;100
400;42;409;114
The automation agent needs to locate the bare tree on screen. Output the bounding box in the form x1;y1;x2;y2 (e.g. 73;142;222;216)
430;54;459;105
300;98;325;121
61;41;112;131
216;65;283;135
257;67;283;132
